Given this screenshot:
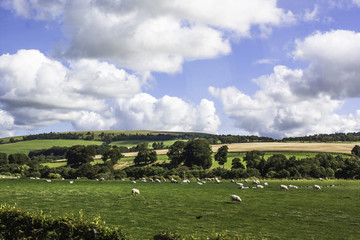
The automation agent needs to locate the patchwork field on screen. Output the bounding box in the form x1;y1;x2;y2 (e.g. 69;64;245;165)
0;179;359;239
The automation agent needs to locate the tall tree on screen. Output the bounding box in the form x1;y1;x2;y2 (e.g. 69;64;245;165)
351;145;360;157
243;150;264;169
215;145;228;168
102;146;124;165
167;141;186;165
134;145;157;165
183;139;212;169
66;145;96;168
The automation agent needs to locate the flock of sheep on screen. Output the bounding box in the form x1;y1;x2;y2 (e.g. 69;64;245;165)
127;177;333;203
35;176;336;204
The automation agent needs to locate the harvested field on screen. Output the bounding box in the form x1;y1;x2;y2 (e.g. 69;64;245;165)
123;142;359;157
212;142;358;154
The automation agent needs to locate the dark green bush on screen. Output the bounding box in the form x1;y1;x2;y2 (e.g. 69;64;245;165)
0;205;129;240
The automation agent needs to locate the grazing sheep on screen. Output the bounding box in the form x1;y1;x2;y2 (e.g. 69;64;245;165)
46;179;52;183
99;177;105;181
131;180;136;184
280;185;289;191
313;185;321;190
230;195;242;202
215;178;221;184
69;181;74;184
131;188;140;195
230;179;235;183
182;179;190;184
196;178;201;182
257;184;264;188
289;185;298;189
244;179;248;183
141;178;147;182
264;182;268;186
197;182;204;185
252;179;260;185
171;178;178;183
236;182;244;186
239;186;249;189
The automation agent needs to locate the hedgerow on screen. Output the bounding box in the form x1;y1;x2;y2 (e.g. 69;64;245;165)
0;204;129;240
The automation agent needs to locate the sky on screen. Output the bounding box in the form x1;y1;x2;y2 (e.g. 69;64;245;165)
1;0;360;139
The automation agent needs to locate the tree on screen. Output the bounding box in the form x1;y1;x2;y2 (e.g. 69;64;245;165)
243;150;264;169
8;153;30;165
134;145;157;165
351;145;360;157
66;145;96;168
152;142;165;150
231;158;245;169
167;141;187;165
102;146;124;165
183;139;212;169
0;152;8;165
215;145;228;168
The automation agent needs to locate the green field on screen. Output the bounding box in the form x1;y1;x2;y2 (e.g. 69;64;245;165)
0;139;103;155
0;178;359;239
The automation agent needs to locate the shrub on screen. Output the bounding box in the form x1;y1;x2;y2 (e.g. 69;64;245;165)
0;205;129;240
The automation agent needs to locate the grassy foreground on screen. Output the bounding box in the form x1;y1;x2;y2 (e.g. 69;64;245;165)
0;179;359;239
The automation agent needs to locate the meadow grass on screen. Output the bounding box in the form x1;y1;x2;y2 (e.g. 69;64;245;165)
112;139;178;147
0;139;103;155
0;178;359;239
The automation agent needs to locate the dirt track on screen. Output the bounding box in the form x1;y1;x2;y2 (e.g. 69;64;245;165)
122;142;358;157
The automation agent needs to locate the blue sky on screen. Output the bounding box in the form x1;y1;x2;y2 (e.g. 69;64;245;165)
1;0;360;138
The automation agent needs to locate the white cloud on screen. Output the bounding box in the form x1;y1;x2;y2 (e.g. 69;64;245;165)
210;29;360;138
210;66;360;138
2;0;295;74
1;0;66;20
111;94;221;133
293;30;360;99
253;58;279;65
0;49;220;136
303;5;319;22
0;109;15;137
354;0;360;7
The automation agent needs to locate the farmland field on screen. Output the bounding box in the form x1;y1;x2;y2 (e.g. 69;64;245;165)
0;139;103;155
0;178;359;239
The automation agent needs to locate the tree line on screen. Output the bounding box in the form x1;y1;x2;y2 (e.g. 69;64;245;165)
1;141;360;180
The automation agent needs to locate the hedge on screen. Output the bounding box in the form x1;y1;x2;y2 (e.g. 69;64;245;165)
0;205;129;240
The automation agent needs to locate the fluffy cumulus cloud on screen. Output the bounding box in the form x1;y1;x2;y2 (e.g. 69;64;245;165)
353;0;360;7
2;0;295;74
293;30;360;99
0;49;220;135
111;94;220;133
210;30;360;138
0;49;137;132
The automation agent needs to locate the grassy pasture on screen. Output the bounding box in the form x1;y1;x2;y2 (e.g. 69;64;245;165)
0;139;103;155
0;179;359;239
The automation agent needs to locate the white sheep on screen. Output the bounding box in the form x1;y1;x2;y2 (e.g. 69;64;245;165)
131;188;140;195
313;185;321;190
264;182;268;186
182;179;190;184
236;182;244;186
155;179;161;183
230;194;242;202
215;178;221;184
280;185;289;191
46;179;52;183
197;182;204;185
252;179;260;185
257;184;264;188
131;180;136;184
289;185;298;189
69;181;74;184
